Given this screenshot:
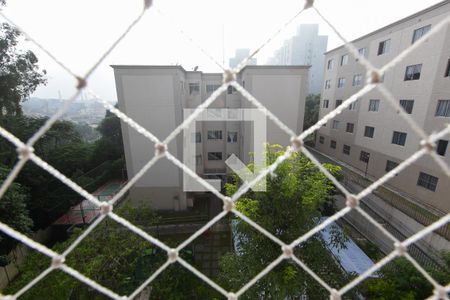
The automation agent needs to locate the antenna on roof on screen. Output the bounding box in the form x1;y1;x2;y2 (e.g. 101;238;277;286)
193;66;198;71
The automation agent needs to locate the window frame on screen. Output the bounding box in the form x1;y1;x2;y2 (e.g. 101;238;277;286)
332;120;340;129
436;140;448;156
327;59;334;70
335;99;343;108
319;136;325;144
360;151;370;163
337;77;346;88
417;172;438;192
340;54;349;66
385;160;399;172
445;59;450;77
412;24;431;44
377;39;391;56
352;74;362;86
364;126;375;138
325;80;331;89
322;99;329;108
368;99;380;112
399;99;414;114
404;64;422;81
207;130;223;140
207;152;223;161
435;100;450;117
345;122;354;133
189;82;200;95
349;100;358;111
330;140;337;149
343;144;351;155
391;131;407;146
227;131;238;143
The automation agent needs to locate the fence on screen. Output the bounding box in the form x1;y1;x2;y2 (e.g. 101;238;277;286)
0;0;450;299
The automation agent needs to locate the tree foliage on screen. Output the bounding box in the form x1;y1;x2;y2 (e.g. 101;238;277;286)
218;144;351;299
0;23;46;116
303;94;320;131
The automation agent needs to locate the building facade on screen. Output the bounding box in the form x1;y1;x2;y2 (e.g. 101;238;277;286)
268;24;328;95
113;65;308;210
316;0;450;212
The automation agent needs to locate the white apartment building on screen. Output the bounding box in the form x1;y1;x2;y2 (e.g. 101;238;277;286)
316;0;450;213
113;65;308;210
229;49;257;69
268;24;328;95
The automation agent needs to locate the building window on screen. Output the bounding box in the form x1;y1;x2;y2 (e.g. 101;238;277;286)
352;74;362;86
340;54;348;66
337;77;345;88
208;152;222;161
360;151;370;163
385;160;398;172
189;83;200;95
435;100;450;117
227;131;238;143
319;136;324;144
349;100;358;111
392;131;407;146
412;25;431;44
368;99;380;112
358;47;366;57
332;120;340;129
399;100;414;114
192;132;201;143
322;99;329;108
364;126;375;138
404;64;422;81
335;99;343;108
327;59;334;70
343;144;351;155
346;123;354;133
227;86;237;94
330;140;336;149
377;39;391;55
207;130;222;140
206;84;221;93
417;172;438;192
325;80;331;89
437;140;448;156
445;59;450;77
195;154;202;166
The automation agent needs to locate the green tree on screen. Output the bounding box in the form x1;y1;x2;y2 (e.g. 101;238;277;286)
303;94;320;130
0;22;46;116
218;145;352;299
91;109;124;165
0;165;33;257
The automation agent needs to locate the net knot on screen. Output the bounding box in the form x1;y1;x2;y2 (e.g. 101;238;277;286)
282;245;293;258
223;197;235;212
394;242;407;256
330;289;341;300
367;70;382;84
420;139;435;153
290;136;303;152
51;255;65;268
155;143;167;156
345;194;359;208
76;76;87;90
100;202;113;215
304;0;314;9
223;69;236;84
167;249;178;263
227;292;237;300
17;145;34;160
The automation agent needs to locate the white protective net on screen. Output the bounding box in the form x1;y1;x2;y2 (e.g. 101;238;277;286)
0;0;450;299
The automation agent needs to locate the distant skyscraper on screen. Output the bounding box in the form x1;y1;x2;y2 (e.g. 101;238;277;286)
268;24;328;95
229;48;257;69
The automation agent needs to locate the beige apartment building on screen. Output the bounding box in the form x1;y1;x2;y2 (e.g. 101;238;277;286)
316;0;450;213
113;65;308;210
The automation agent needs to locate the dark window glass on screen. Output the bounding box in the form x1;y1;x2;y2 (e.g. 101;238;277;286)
404;64;422;81
319;136;324;144
364;126;375;138
207;130;222;140
360;151;370;163
385;160;399;172
412;25;431;44
437;140;448;156
417;172;438;192
346;123;354;133
343;144;351;155
335;100;343;108
378;39;391;55
330;140;336;149
446;59;450;77
435;100;450;117
399;100;414;114
208;152;223;160
392;131;407;146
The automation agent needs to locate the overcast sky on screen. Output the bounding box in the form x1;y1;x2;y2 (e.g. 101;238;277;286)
0;0;443;103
